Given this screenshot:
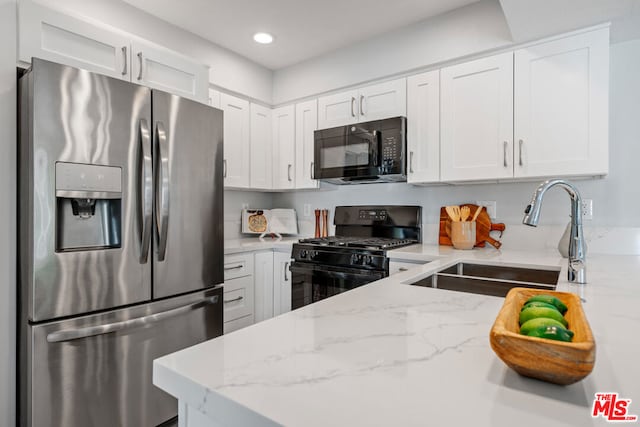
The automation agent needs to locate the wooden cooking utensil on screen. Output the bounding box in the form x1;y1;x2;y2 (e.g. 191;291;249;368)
471;205;482;222
460;206;470;222
445;206;460;222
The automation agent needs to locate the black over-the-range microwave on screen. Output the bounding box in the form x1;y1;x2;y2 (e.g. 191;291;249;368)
312;116;406;184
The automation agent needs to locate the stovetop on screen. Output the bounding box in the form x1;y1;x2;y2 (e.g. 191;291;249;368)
298;236;418;250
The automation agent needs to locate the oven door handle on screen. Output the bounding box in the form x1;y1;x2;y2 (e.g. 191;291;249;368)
289;264;385;280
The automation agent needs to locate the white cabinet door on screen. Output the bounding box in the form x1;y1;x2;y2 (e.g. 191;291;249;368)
407;71;440;183
318;90;359;129
273;252;292;316
358;78;406;122
514;28;609;178
220;93;251;188
254;252;274;322
130;40;208;102
249;103;273;189
295;100;319;189
223;275;254;323
19;1;130;80
272;105;296;190
441;52;514;181
208;88;221;108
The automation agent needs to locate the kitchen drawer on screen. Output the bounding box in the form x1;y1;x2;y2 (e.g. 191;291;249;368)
224;253;254;280
223;275;254;322
223;314;254;334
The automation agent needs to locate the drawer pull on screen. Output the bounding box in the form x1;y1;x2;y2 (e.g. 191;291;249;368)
224;264;244;271
224;296;244;304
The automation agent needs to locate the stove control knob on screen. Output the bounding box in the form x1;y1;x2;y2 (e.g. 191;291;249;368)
299;250;308;259
363;255;373;265
309;250;318;259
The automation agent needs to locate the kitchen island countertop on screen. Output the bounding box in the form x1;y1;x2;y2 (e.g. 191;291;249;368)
154;246;640;427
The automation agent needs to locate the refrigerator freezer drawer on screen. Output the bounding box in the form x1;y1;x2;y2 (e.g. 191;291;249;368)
21;287;223;427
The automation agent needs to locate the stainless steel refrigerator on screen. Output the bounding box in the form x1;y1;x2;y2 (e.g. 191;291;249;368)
18;58;224;427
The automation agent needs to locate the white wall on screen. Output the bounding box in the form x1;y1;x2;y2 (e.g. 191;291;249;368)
37;0;274;103
273;39;640;245
224;191;274;240
272;0;512;104
0;1;17;426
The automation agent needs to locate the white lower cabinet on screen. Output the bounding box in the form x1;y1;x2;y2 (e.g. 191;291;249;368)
223;253;254;333
273;252;292;316
253;251;274;322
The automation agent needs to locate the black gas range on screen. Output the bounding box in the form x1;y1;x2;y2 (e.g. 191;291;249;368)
290;206;421;309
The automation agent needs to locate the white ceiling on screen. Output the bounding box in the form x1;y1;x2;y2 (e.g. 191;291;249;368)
121;0;481;70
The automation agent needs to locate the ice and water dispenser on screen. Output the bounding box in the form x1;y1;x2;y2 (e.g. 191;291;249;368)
55;162;122;251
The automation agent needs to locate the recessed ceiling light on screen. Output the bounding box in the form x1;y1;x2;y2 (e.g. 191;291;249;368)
253;32;274;44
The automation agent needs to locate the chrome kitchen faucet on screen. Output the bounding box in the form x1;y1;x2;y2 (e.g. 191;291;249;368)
523;179;587;284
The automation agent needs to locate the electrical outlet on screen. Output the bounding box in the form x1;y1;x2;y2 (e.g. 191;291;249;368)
476;201;497;219
303;204;311;217
581;199;593;220
241;203;249;210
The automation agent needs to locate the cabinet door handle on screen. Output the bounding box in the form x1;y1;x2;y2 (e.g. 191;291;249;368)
360;95;365;116
137;52;143;80
409;151;414;174
121;46;128;76
503;141;508;167
224;296;244;304
224;264;243;271
519;139;524;166
284;262;289;281
350;97;356;117
310;162;314;180
223;159;227;178
288;164;292;182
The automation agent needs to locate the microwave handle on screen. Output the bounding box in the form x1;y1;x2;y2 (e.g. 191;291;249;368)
372;130;381;167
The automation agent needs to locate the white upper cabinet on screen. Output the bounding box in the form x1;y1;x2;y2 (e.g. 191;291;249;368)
317;78;406;129
441;52;514;181
407;70;440;183
19;1;130;80
295;99;319;189
358;79;407;122
249;103;273;189
317;89;358;129
272;105;296;190
130;41;208;102
514;28;609;178
220;93;251;188
19;1;209;101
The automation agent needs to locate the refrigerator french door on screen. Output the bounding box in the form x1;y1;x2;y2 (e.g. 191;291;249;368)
18;58;224;427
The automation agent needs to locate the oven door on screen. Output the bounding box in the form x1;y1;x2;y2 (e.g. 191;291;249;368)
314;124;381;181
290;263;385;310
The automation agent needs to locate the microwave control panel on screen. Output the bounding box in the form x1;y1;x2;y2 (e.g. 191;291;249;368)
381;133;402;170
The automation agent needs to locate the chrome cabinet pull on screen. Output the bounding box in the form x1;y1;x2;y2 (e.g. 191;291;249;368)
121;46;128;76
155;122;170;261
224;296;243;304
310;162;314;179
137;52;143;80
503;141;508;167
284;262;289;281
519;139;524;166
138;119;152;263
287;164;292;182
409;151;414;174
360;95;365;116
46;296;219;342
224;264;243;271
223;159;227;178
350;97;356;117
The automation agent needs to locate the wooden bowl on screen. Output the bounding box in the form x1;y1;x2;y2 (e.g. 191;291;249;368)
489;287;595;385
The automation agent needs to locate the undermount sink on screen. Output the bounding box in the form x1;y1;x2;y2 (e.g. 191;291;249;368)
409;262;560;298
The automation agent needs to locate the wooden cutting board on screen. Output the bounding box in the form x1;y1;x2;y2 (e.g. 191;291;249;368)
439;204;506;249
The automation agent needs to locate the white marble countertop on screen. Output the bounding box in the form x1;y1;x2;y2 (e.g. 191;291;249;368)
223;237;300;255
155;246;640;427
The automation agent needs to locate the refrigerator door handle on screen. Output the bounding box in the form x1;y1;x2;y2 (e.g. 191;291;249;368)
46;295;220;343
155;121;170;261
139;119;153;263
